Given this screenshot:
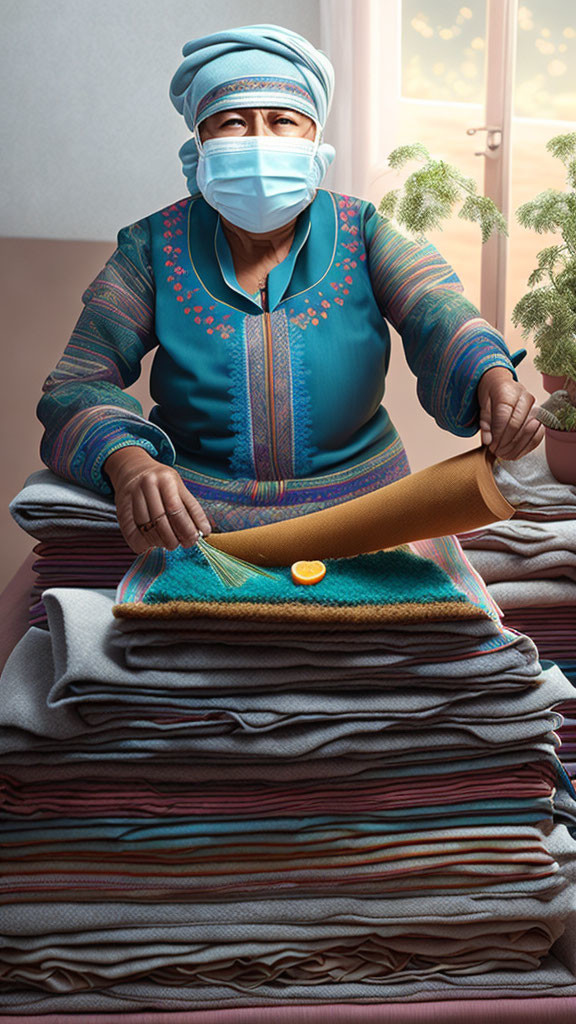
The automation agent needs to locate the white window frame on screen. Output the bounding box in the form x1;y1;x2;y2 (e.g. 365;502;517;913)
320;0;518;333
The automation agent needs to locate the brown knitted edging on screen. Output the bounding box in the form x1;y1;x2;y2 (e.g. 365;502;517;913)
112;599;488;624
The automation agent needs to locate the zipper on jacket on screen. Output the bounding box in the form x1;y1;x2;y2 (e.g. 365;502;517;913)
259;278;281;479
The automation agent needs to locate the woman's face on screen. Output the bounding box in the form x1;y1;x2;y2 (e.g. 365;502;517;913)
198;107;316;143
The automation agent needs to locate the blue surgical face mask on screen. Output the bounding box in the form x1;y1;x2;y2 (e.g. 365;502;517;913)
194;127;335;233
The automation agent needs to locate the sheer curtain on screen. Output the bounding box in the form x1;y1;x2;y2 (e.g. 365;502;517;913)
318;0;477;470
319;0;401;201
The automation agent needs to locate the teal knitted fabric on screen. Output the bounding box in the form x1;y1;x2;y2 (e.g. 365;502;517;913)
116;543;472;611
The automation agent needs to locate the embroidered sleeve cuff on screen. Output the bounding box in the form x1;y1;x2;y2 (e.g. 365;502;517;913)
510;347;528;369
40;407;177;496
450;352;521;438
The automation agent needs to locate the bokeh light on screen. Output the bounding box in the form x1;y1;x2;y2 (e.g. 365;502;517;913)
402;1;486;102
401;1;576;120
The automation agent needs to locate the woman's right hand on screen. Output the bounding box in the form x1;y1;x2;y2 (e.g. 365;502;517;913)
103;446;212;554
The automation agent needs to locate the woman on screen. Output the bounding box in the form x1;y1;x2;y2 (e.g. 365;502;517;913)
36;24;543;557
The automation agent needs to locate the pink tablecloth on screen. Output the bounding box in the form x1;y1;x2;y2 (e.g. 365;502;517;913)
1;996;576;1023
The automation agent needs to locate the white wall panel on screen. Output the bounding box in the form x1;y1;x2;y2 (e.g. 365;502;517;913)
0;0;321;240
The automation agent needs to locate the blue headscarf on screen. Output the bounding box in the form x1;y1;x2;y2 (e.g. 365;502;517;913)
169;24;335;195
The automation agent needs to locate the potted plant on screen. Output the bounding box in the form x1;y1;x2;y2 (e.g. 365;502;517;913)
534;387;576;484
509;132;576;482
379;138;576;485
510;132;576;394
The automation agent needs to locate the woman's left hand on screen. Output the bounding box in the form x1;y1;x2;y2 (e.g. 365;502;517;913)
477;365;545;460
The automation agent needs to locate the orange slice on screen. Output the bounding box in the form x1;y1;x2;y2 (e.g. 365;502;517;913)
291;559;327;585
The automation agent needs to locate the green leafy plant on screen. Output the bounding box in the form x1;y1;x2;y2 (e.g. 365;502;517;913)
559;404;576;430
379;143;508;243
510;132;576;381
379;135;576;430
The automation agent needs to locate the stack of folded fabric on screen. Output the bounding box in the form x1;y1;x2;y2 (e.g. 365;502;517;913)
9;469;135;628
459;447;576;825
1;452;576;1016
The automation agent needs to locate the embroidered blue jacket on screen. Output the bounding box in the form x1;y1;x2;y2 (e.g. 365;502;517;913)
36;189;526;531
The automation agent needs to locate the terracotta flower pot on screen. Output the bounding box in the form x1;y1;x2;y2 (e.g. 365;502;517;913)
542;372;575;394
544;425;576;484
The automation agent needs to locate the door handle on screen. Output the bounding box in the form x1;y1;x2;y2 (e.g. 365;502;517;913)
466;124;502;158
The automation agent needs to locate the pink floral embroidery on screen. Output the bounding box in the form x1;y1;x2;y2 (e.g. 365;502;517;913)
160;199;235;338
289;195;365;331
161;200;189;305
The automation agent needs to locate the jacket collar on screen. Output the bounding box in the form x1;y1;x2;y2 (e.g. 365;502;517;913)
186;190;338;313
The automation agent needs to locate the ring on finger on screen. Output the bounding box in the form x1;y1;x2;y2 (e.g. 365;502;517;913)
137;520;156;533
151;507;187;524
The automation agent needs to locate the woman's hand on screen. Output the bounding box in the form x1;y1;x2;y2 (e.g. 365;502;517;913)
477;366;545;460
103;446;212;554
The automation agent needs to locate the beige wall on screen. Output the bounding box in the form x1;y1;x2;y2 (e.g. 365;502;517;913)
0;234;543;592
0;236;153;589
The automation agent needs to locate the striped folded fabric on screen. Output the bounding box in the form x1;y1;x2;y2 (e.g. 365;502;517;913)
456;479;576;842
28;535;135;629
0;821;563;904
4;456;576;1015
495;610;576;660
0;759;557;818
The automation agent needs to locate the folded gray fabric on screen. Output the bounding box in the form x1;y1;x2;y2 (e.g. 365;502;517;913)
493;449;576;516
113;621;510;661
467;547;576;584
112;611;505;651
0;738;562;769
0;581;569;760
76;679;569;724
0;859;572;993
0;619;566;759
9;470;119;538
111;610;502;634
0;583;569;770
2;955;575;1012
114;617;538;665
0;928;565;995
112;619;540;672
108;633;542;683
460;518;576;557
489;579;576;610
46;588;543;691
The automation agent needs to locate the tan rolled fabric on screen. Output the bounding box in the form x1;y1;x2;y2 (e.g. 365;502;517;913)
204;446;515;566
